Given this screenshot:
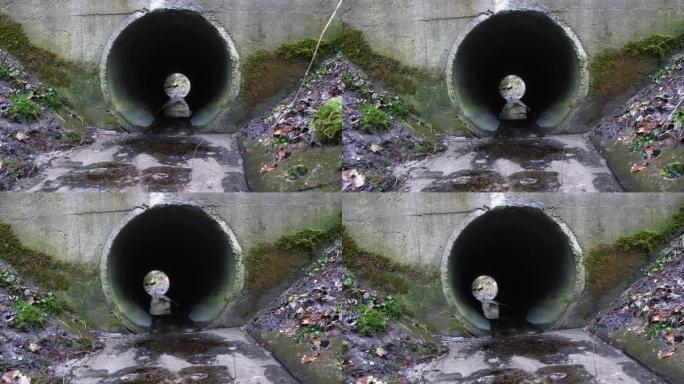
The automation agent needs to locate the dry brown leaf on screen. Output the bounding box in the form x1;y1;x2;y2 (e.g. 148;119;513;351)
28;343;41;353
274;125;294;137
658;349;676;359
15;132;28;142
631;163;649;173
370;144;383;154
301;316;320;326
277;147;290;161
375;347;388;357
302;352;320;364
260;164;278;174
356;376;375;384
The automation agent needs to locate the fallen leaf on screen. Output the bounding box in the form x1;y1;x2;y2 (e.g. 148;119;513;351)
302;352;320;364
375;347;388;357
342;169;366;190
356;376;377;384
277;147;290;161
28;343;40;353
260;164;278;174
15;132;28;142
301;315;321;326
370;144;383;154
274;125;294;137
631;163;649;173
658;349;676;359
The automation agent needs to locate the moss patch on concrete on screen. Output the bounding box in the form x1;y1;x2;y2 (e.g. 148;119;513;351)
0;13;107;125
242;38;337;106
341;231;461;335
0;223;118;331
585;206;684;296
589;33;684;102
245;224;342;301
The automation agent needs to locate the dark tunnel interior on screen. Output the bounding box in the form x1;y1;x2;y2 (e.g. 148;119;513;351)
448;207;578;333
106;205;235;329
105;9;233;130
452;11;582;134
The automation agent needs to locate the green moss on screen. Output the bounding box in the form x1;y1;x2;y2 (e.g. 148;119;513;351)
585;206;684;295
312;97;343;145
355;304;388;335
337;26;433;94
277;38;334;61
589;31;684;101
359;104;391;133
8;94;40;122
285;164;309;181
13;300;46;331
662;162;684;180
0;13;84;87
245;224;342;299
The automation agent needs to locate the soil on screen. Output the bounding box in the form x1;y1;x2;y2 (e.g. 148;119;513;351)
0;260;100;383
0;49;94;191
247;239;447;384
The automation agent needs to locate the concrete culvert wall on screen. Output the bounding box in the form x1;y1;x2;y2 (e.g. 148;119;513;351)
101;8;240;131
101;205;242;331
448;10;587;135
443;206;583;335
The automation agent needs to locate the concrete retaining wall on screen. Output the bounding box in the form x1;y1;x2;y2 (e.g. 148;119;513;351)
342;193;684;268
0;193;342;267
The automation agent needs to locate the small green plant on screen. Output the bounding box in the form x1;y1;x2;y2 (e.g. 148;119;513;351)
13;300;46;331
385;96;411;118
35;88;61;110
285;164;309;181
356;304;388;335
644;321;674;339
662;162;684;180
295;325;322;343
645;249;675;277
306;255;334;276
359;104;391;133
379;296;403;320
312;97;343;145
0;63;11;80
8;94;41;122
628;134;655;152
36;292;65;316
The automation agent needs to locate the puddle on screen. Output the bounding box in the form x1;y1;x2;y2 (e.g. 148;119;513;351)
134;334;225;360
49;162;140;190
475;336;577;362
465;364;592;384
141;167;192;192
475;140;564;163
509;170;560;192
120;137;210;164
423;170;507;192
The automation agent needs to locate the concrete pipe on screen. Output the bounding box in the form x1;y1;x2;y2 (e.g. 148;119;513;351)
447;10;588;136
100;8;240;131
442;206;584;335
100;204;243;331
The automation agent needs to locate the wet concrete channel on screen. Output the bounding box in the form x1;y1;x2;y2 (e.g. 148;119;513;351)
60;328;296;384
22;132;247;193
395;134;622;193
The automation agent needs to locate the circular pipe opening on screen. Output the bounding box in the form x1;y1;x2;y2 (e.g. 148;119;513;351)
101;205;242;330
448;10;587;135
101;8;240;131
443;206;583;334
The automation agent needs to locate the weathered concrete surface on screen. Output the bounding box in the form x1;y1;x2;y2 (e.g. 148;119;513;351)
19;132;248;193
341;0;684;72
342;193;684;268
394;135;622;193
407;329;666;383
60;328;295;384
0;0;342;67
0;193;342;266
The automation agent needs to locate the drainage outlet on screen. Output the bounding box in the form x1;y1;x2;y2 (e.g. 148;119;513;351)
443;206;583;334
101;8;240;131
101;205;242;330
449;10;587;135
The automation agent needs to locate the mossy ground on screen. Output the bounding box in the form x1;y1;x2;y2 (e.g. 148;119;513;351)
0;13;108;126
245;224;342;302
590;33;684;102
0;223;118;330
585;205;684;296
312;97;343;144
341;231;460;334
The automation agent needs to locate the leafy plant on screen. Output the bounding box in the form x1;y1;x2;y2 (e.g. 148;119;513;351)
662;162;684;180
359;104;391;133
8;94;40;122
356;304;388;335
312;97;343;145
285;164;309;181
13;300;46;331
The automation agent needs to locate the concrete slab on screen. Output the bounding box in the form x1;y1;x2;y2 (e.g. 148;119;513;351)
394;134;622;193
60;329;296;384
407;329;666;384
22;132;248;193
